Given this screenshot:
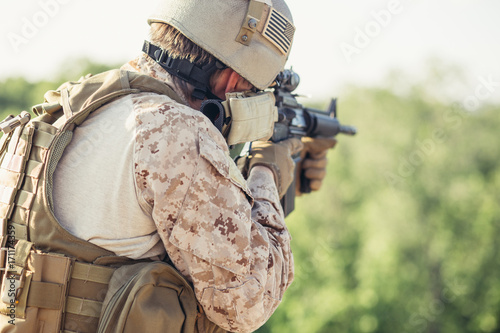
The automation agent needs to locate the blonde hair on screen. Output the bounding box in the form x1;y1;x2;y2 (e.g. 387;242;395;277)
150;23;217;65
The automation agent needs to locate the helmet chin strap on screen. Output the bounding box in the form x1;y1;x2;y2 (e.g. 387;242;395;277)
142;40;225;100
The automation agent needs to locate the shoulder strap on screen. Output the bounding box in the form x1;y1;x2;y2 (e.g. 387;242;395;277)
34;69;184;129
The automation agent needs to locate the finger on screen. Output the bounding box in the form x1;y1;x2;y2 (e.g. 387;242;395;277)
309;150;328;160
302;157;327;169
283;138;304;155
304;168;326;180
302;137;337;153
309;179;323;191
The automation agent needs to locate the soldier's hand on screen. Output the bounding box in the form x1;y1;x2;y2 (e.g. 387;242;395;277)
296;137;337;195
247;138;303;198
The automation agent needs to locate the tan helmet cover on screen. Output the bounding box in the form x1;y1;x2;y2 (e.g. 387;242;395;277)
148;0;295;90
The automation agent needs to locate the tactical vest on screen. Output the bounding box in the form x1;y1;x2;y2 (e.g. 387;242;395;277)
0;70;226;333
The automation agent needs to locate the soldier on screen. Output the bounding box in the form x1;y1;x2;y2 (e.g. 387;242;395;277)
0;0;335;332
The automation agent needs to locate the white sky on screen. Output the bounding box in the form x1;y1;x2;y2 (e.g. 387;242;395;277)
1;0;499;102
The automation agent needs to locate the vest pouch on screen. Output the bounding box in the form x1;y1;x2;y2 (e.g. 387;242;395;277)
97;261;198;333
222;91;278;146
0;247;73;333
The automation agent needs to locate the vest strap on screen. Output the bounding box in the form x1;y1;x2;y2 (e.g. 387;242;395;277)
26;280;64;309
65;296;103;318
71;261;115;284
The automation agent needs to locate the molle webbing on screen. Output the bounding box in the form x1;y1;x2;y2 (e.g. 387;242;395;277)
0;112;37;249
0;241;116;333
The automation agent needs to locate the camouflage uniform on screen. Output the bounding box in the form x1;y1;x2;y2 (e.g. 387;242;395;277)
52;54;294;332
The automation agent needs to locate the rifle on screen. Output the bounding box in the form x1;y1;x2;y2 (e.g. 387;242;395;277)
202;69;357;216
271;69;357;216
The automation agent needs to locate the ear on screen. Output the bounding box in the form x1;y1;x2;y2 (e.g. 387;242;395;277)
211;69;245;99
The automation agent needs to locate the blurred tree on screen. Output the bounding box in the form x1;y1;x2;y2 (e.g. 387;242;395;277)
257;64;500;333
0;58;119;119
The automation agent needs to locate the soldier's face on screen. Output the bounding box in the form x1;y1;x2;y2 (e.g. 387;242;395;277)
230;77;254;94
210;69;255;101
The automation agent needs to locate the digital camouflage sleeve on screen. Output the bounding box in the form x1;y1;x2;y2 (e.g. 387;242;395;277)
127;56;294;332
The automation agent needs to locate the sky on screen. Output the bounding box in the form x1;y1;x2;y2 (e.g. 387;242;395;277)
1;0;499;104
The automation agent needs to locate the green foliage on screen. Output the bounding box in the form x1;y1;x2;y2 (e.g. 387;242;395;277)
258;67;500;333
0;58;119;120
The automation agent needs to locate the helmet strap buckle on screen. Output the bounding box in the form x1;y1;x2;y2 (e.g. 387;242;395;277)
143;40;225;101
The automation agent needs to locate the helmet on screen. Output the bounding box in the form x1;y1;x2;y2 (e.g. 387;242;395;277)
148;0;295;90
